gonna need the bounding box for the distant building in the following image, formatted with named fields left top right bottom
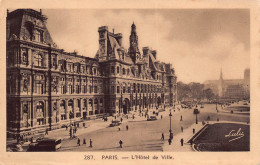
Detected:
left=204, top=68, right=250, bottom=99
left=6, top=9, right=177, bottom=138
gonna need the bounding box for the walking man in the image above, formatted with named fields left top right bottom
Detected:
left=168, top=138, right=172, bottom=145
left=161, top=115, right=163, bottom=119
left=180, top=115, right=183, bottom=121
left=89, top=139, right=93, bottom=148
left=193, top=128, right=195, bottom=134
left=180, top=138, right=184, bottom=146
left=83, top=138, right=86, bottom=145
left=119, top=140, right=123, bottom=148
left=161, top=133, right=164, bottom=140
left=45, top=128, right=48, bottom=135
left=181, top=126, right=183, bottom=133
left=77, top=138, right=80, bottom=146
left=118, top=126, right=121, bottom=131
left=126, top=125, right=129, bottom=131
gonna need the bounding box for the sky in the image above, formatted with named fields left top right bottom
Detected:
left=43, top=9, right=250, bottom=83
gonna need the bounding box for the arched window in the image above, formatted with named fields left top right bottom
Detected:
left=34, top=54, right=43, bottom=67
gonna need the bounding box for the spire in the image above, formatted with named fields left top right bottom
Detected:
left=220, top=67, right=223, bottom=80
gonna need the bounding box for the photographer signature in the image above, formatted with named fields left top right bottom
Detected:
left=225, top=128, right=244, bottom=142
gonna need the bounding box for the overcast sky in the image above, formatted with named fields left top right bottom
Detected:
left=43, top=9, right=250, bottom=83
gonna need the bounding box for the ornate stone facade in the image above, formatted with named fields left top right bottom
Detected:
left=6, top=9, right=177, bottom=138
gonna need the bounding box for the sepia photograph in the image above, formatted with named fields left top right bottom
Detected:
left=5, top=8, right=251, bottom=153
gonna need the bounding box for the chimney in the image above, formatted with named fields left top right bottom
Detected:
left=151, top=50, right=157, bottom=59
left=142, top=47, right=149, bottom=56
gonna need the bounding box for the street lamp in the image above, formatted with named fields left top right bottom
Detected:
left=193, top=108, right=199, bottom=124
left=169, top=110, right=173, bottom=140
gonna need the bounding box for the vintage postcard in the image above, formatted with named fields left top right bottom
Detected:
left=0, top=0, right=260, bottom=165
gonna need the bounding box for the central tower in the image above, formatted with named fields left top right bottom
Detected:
left=129, top=22, right=141, bottom=63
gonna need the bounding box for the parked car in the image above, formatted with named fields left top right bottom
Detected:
left=109, top=120, right=121, bottom=127
left=27, top=138, right=62, bottom=152
left=147, top=116, right=157, bottom=121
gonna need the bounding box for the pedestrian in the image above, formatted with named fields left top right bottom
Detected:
left=161, top=115, right=163, bottom=119
left=180, top=115, right=183, bottom=121
left=45, top=128, right=48, bottom=135
left=83, top=138, right=86, bottom=145
left=207, top=115, right=210, bottom=121
left=118, top=126, right=121, bottom=131
left=121, top=118, right=123, bottom=123
left=180, top=138, right=184, bottom=146
left=89, top=139, right=92, bottom=148
left=181, top=126, right=183, bottom=132
left=161, top=133, right=164, bottom=140
left=77, top=138, right=80, bottom=146
left=119, top=140, right=123, bottom=148
left=193, top=128, right=195, bottom=134
left=168, top=138, right=172, bottom=145
left=126, top=125, right=129, bottom=131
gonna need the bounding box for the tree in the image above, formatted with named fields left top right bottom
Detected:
left=203, top=88, right=215, bottom=101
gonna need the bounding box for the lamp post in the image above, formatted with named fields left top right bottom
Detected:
left=169, top=110, right=173, bottom=140
left=193, top=108, right=199, bottom=124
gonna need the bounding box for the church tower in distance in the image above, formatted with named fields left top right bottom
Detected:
left=129, top=22, right=141, bottom=63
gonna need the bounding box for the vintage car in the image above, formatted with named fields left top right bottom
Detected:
left=27, top=138, right=62, bottom=152
left=147, top=116, right=157, bottom=121
left=109, top=120, right=121, bottom=127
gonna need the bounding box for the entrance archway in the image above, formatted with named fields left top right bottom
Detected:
left=123, top=98, right=130, bottom=114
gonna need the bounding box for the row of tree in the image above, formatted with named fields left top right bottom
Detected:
left=177, top=82, right=215, bottom=102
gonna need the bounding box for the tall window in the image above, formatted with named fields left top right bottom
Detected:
left=94, top=86, right=98, bottom=93
left=34, top=30, right=43, bottom=42
left=36, top=83, right=43, bottom=94
left=89, top=85, right=92, bottom=93
left=111, top=86, right=115, bottom=94
left=34, top=54, right=43, bottom=67
left=61, top=85, right=65, bottom=94
left=117, top=86, right=120, bottom=93
left=123, top=68, right=125, bottom=75
left=69, top=85, right=73, bottom=94
left=117, top=66, right=120, bottom=74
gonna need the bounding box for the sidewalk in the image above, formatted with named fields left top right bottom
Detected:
left=163, top=122, right=205, bottom=152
